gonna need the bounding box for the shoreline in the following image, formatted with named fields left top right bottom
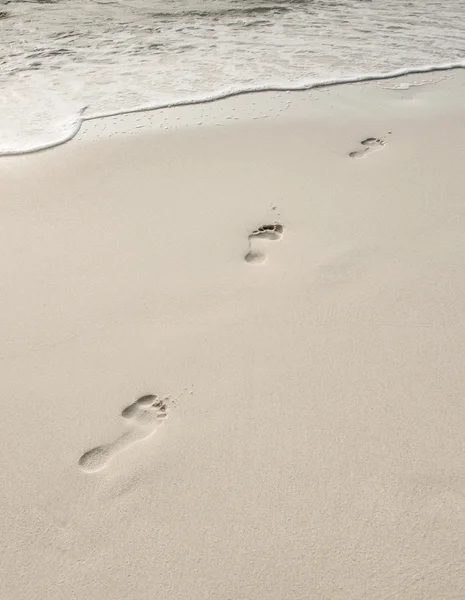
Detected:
left=1, top=61, right=465, bottom=158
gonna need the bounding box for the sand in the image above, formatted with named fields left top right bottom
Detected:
left=1, top=71, right=465, bottom=599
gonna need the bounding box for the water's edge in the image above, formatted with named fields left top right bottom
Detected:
left=2, top=62, right=464, bottom=158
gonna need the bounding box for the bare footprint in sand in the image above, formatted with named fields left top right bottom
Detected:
left=349, top=137, right=385, bottom=159
left=245, top=223, right=284, bottom=264
left=78, top=394, right=169, bottom=474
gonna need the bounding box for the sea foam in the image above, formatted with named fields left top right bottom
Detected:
left=1, top=0, right=464, bottom=155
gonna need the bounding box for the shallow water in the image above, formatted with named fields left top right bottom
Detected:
left=1, top=0, right=464, bottom=154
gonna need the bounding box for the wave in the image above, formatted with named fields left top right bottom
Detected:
left=1, top=0, right=464, bottom=155
left=2, top=62, right=464, bottom=158
left=150, top=6, right=291, bottom=19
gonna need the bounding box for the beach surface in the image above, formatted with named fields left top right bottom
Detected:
left=1, top=71, right=465, bottom=599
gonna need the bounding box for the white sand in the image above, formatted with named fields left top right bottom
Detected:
left=1, top=72, right=465, bottom=599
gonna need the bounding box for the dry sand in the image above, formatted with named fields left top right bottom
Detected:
left=1, top=71, right=465, bottom=599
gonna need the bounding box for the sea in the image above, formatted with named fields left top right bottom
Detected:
left=1, top=0, right=464, bottom=155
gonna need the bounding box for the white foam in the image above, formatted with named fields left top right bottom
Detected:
left=2, top=62, right=465, bottom=156
left=1, top=0, right=464, bottom=155
left=84, top=63, right=465, bottom=122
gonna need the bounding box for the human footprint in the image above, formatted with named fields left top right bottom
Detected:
left=245, top=223, right=284, bottom=264
left=349, top=137, right=385, bottom=159
left=78, top=394, right=169, bottom=473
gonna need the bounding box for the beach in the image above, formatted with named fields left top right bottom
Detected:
left=1, top=71, right=465, bottom=598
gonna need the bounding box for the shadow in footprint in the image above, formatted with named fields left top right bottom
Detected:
left=349, top=137, right=385, bottom=159
left=245, top=223, right=284, bottom=264
left=79, top=394, right=169, bottom=474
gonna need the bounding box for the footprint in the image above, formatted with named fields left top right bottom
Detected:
left=245, top=223, right=284, bottom=264
left=349, top=137, right=385, bottom=159
left=79, top=394, right=169, bottom=474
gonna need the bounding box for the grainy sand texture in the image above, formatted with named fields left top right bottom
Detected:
left=1, top=71, right=465, bottom=599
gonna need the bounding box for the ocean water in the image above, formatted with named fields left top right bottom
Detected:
left=1, top=0, right=464, bottom=154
